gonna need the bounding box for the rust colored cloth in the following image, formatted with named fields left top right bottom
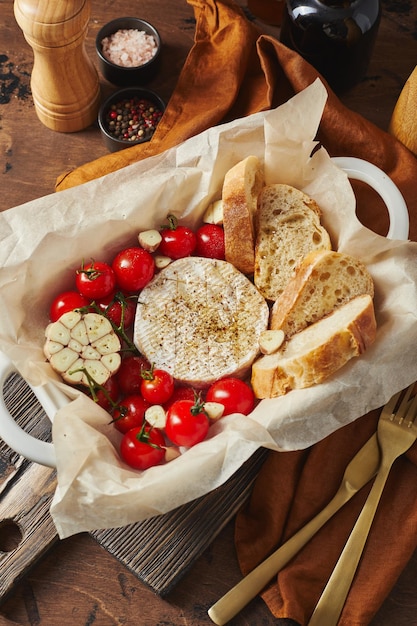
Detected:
left=55, top=1, right=417, bottom=624
left=236, top=412, right=417, bottom=625
left=56, top=0, right=417, bottom=242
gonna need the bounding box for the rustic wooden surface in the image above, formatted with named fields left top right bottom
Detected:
left=1, top=0, right=417, bottom=624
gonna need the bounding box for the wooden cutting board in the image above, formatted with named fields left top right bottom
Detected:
left=0, top=372, right=267, bottom=599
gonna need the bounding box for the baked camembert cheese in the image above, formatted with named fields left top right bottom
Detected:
left=134, top=257, right=269, bottom=387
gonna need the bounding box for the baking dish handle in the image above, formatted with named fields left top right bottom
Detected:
left=0, top=351, right=68, bottom=467
left=331, top=156, right=409, bottom=240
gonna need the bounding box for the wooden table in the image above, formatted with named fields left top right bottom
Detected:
left=1, top=1, right=417, bottom=624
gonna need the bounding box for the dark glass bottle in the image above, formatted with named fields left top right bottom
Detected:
left=280, top=0, right=381, bottom=93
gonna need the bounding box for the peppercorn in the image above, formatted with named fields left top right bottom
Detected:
left=105, top=97, right=163, bottom=143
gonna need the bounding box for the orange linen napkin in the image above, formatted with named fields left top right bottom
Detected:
left=55, top=1, right=417, bottom=623
left=56, top=0, right=417, bottom=242
left=235, top=411, right=417, bottom=625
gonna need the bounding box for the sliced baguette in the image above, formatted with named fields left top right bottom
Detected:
left=251, top=294, right=376, bottom=399
left=254, top=184, right=331, bottom=300
left=270, top=250, right=375, bottom=338
left=222, top=155, right=264, bottom=275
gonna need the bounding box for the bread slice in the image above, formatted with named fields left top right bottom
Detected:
left=251, top=294, right=376, bottom=398
left=270, top=250, right=375, bottom=338
left=254, top=184, right=331, bottom=300
left=222, top=155, right=264, bottom=275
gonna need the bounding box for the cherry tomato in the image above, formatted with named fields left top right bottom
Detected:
left=112, top=394, right=150, bottom=434
left=75, top=260, right=116, bottom=300
left=165, top=398, right=209, bottom=447
left=195, top=224, right=225, bottom=260
left=120, top=424, right=165, bottom=470
left=163, top=385, right=197, bottom=410
left=112, top=247, right=155, bottom=292
left=141, top=367, right=175, bottom=405
left=49, top=290, right=90, bottom=322
left=91, top=376, right=120, bottom=412
left=205, top=378, right=255, bottom=416
left=116, top=356, right=152, bottom=396
left=96, top=291, right=136, bottom=328
left=159, top=215, right=197, bottom=260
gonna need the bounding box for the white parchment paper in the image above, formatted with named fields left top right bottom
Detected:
left=1, top=80, right=417, bottom=538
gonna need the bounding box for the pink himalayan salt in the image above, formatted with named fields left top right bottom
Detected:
left=101, top=29, right=157, bottom=68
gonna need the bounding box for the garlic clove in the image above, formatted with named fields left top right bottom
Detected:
left=259, top=329, right=285, bottom=354
left=138, top=229, right=162, bottom=252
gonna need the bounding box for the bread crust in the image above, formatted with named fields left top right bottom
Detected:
left=270, top=250, right=375, bottom=337
left=251, top=295, right=376, bottom=398
left=222, top=155, right=264, bottom=275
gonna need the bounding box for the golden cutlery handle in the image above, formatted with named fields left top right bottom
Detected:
left=208, top=488, right=350, bottom=626
left=307, top=464, right=392, bottom=626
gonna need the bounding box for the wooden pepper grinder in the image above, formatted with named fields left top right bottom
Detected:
left=14, top=0, right=100, bottom=132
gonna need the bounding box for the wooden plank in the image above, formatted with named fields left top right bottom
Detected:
left=0, top=374, right=58, bottom=600
left=0, top=463, right=58, bottom=599
left=91, top=448, right=268, bottom=596
left=0, top=373, right=266, bottom=600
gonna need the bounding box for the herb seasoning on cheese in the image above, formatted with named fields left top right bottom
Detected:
left=134, top=257, right=269, bottom=387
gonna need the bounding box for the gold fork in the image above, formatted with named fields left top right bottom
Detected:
left=308, top=383, right=417, bottom=626
left=207, top=433, right=380, bottom=625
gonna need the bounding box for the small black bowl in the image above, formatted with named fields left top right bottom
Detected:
left=98, top=87, right=165, bottom=152
left=96, top=17, right=162, bottom=87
